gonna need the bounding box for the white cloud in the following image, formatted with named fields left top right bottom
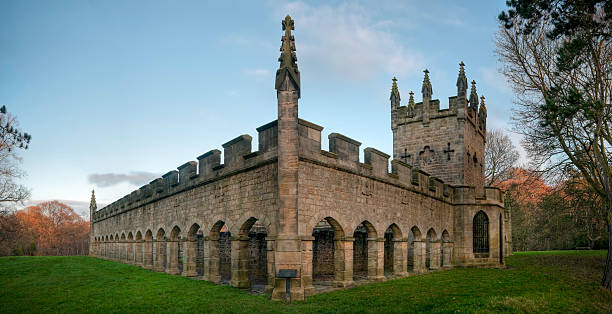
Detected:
left=277, top=2, right=424, bottom=80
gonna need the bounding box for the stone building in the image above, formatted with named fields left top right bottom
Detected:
left=89, top=15, right=511, bottom=301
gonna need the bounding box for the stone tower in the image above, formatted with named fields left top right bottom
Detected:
left=89, top=189, right=97, bottom=256
left=391, top=63, right=487, bottom=193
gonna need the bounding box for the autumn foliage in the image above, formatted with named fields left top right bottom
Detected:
left=0, top=201, right=89, bottom=256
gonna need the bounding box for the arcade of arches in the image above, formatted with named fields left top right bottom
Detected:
left=92, top=210, right=497, bottom=293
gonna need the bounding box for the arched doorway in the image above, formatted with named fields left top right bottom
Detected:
left=135, top=231, right=143, bottom=266
left=209, top=221, right=231, bottom=284
left=237, top=217, right=268, bottom=291
left=384, top=224, right=402, bottom=277
left=154, top=228, right=166, bottom=272
left=184, top=223, right=201, bottom=277
left=312, top=217, right=345, bottom=286
left=353, top=221, right=377, bottom=280
left=167, top=226, right=182, bottom=275
left=144, top=230, right=154, bottom=269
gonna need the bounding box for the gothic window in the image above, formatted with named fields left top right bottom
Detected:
left=473, top=210, right=489, bottom=257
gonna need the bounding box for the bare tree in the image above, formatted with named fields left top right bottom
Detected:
left=0, top=105, right=31, bottom=208
left=496, top=5, right=612, bottom=289
left=485, top=129, right=520, bottom=186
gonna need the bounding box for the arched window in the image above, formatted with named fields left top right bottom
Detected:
left=473, top=210, right=489, bottom=257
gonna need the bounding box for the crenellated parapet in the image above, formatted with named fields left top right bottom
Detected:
left=296, top=118, right=455, bottom=204
left=92, top=120, right=280, bottom=222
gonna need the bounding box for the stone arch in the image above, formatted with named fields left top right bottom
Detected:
left=353, top=220, right=378, bottom=280
left=473, top=210, right=489, bottom=257
left=384, top=223, right=403, bottom=276
left=118, top=233, right=124, bottom=261
left=426, top=228, right=438, bottom=270
left=183, top=223, right=202, bottom=277
left=167, top=226, right=182, bottom=275
left=209, top=220, right=231, bottom=284
left=154, top=228, right=166, bottom=272
left=232, top=217, right=269, bottom=291
left=143, top=229, right=154, bottom=269
left=311, top=216, right=346, bottom=286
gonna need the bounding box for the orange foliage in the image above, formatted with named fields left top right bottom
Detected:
left=498, top=168, right=553, bottom=206
left=13, top=201, right=90, bottom=256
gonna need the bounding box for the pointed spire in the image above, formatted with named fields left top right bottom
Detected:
left=478, top=95, right=487, bottom=130
left=275, top=15, right=301, bottom=98
left=422, top=69, right=432, bottom=99
left=469, top=80, right=478, bottom=113
left=407, top=91, right=415, bottom=118
left=456, top=61, right=467, bottom=97
left=90, top=189, right=97, bottom=212
left=390, top=77, right=400, bottom=101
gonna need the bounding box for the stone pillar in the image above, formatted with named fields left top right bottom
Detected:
left=429, top=240, right=441, bottom=270
left=143, top=240, right=153, bottom=270
left=182, top=240, right=198, bottom=277
left=166, top=239, right=181, bottom=275
left=301, top=236, right=315, bottom=296
left=205, top=236, right=220, bottom=283
left=413, top=240, right=426, bottom=273
left=335, top=237, right=354, bottom=287
left=265, top=237, right=275, bottom=294
left=369, top=238, right=385, bottom=281
left=230, top=236, right=250, bottom=288
left=394, top=239, right=407, bottom=276
left=442, top=241, right=453, bottom=268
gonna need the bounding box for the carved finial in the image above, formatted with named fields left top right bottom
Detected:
left=469, top=80, right=478, bottom=113
left=478, top=95, right=487, bottom=130
left=90, top=189, right=97, bottom=212
left=275, top=15, right=300, bottom=98
left=457, top=61, right=467, bottom=97
left=390, top=77, right=400, bottom=101
left=407, top=91, right=415, bottom=118
left=422, top=69, right=432, bottom=99
left=480, top=95, right=485, bottom=106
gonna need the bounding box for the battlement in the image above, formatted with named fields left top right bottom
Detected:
left=296, top=118, right=453, bottom=202
left=92, top=120, right=280, bottom=222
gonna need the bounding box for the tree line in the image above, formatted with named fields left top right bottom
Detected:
left=0, top=201, right=89, bottom=256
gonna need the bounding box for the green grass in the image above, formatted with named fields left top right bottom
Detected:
left=0, top=251, right=610, bottom=313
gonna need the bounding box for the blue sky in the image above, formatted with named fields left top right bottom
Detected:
left=1, top=0, right=519, bottom=216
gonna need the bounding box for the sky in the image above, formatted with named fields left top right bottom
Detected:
left=1, top=0, right=521, bottom=217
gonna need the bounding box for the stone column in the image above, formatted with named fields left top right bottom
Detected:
left=205, top=236, right=220, bottom=283
left=143, top=240, right=153, bottom=269
left=369, top=238, right=385, bottom=281
left=301, top=236, right=315, bottom=296
left=166, top=239, right=181, bottom=275
left=265, top=237, right=275, bottom=294
left=394, top=238, right=407, bottom=276
left=230, top=236, right=250, bottom=288
left=429, top=240, right=441, bottom=270
left=413, top=240, right=426, bottom=273
left=335, top=237, right=354, bottom=287
left=182, top=240, right=198, bottom=277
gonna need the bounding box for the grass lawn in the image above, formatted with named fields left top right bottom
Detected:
left=0, top=251, right=610, bottom=313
